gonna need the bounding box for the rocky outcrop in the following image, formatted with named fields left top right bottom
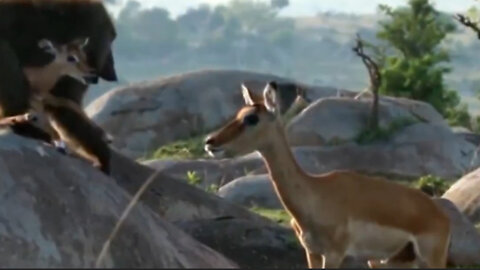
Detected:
left=110, top=149, right=270, bottom=224
left=443, top=167, right=480, bottom=224
left=286, top=96, right=448, bottom=146
left=86, top=69, right=349, bottom=158
left=0, top=130, right=236, bottom=268
left=434, top=198, right=480, bottom=267
left=218, top=175, right=282, bottom=209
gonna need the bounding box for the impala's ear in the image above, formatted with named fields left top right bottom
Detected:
left=263, top=81, right=280, bottom=114
left=241, top=84, right=255, bottom=106
left=71, top=37, right=90, bottom=49
left=38, top=39, right=58, bottom=55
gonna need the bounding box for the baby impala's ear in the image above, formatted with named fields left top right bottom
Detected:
left=70, top=37, right=90, bottom=49
left=263, top=81, right=280, bottom=115
left=38, top=39, right=58, bottom=55
left=241, top=83, right=255, bottom=106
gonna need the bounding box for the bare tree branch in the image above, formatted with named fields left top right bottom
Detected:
left=352, top=34, right=381, bottom=130
left=455, top=13, right=480, bottom=39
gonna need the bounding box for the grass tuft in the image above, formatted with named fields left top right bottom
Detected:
left=250, top=206, right=290, bottom=226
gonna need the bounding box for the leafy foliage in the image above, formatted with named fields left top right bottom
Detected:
left=414, top=174, right=450, bottom=197
left=446, top=103, right=473, bottom=129
left=186, top=171, right=202, bottom=186
left=372, top=0, right=462, bottom=118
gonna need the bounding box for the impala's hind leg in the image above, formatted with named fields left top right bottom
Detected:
left=414, top=232, right=450, bottom=268
left=368, top=241, right=417, bottom=268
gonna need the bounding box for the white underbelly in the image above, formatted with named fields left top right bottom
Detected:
left=345, top=220, right=413, bottom=259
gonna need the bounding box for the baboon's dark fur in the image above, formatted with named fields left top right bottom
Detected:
left=0, top=0, right=117, bottom=142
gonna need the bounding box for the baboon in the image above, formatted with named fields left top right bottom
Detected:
left=243, top=82, right=311, bottom=115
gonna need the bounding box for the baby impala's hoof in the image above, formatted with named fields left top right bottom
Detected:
left=56, top=147, right=67, bottom=155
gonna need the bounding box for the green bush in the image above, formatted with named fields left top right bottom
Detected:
left=446, top=103, right=473, bottom=130
left=414, top=175, right=450, bottom=197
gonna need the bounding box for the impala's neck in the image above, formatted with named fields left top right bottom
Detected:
left=258, top=123, right=311, bottom=220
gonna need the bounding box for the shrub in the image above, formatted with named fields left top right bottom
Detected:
left=414, top=174, right=450, bottom=197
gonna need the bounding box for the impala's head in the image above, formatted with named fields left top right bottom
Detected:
left=205, top=81, right=283, bottom=158
left=34, top=37, right=97, bottom=86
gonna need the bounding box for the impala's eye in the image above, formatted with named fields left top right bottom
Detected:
left=243, top=114, right=259, bottom=126
left=67, top=55, right=78, bottom=63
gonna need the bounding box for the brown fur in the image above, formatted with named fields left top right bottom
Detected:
left=39, top=76, right=111, bottom=174
left=0, top=0, right=117, bottom=84
left=205, top=82, right=451, bottom=268
left=23, top=37, right=96, bottom=143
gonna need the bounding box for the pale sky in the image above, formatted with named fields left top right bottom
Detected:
left=107, top=0, right=476, bottom=18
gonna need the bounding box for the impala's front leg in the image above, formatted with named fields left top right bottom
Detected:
left=291, top=219, right=313, bottom=267
left=321, top=251, right=345, bottom=269
left=307, top=253, right=324, bottom=269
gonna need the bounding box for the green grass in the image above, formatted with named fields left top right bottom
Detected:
left=355, top=117, right=418, bottom=144
left=145, top=135, right=207, bottom=160
left=185, top=171, right=220, bottom=193
left=250, top=206, right=291, bottom=226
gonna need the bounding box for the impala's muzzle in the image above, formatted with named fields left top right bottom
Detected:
left=204, top=135, right=225, bottom=158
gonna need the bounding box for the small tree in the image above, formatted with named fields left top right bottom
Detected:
left=353, top=34, right=381, bottom=130
left=374, top=0, right=458, bottom=116
left=455, top=13, right=480, bottom=39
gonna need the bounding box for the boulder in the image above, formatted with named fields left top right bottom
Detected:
left=0, top=130, right=236, bottom=268
left=110, top=149, right=270, bottom=224
left=434, top=198, right=480, bottom=266
left=218, top=175, right=282, bottom=209
left=86, top=69, right=349, bottom=158
left=286, top=96, right=448, bottom=146
left=175, top=218, right=367, bottom=269
left=443, top=167, right=480, bottom=223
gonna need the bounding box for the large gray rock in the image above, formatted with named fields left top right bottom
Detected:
left=218, top=175, right=282, bottom=209
left=86, top=69, right=348, bottom=159
left=443, top=167, right=480, bottom=224
left=434, top=198, right=480, bottom=266
left=110, top=149, right=269, bottom=224
left=0, top=130, right=236, bottom=268
left=287, top=96, right=448, bottom=146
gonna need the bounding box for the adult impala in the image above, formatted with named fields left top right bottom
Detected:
left=204, top=81, right=450, bottom=268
